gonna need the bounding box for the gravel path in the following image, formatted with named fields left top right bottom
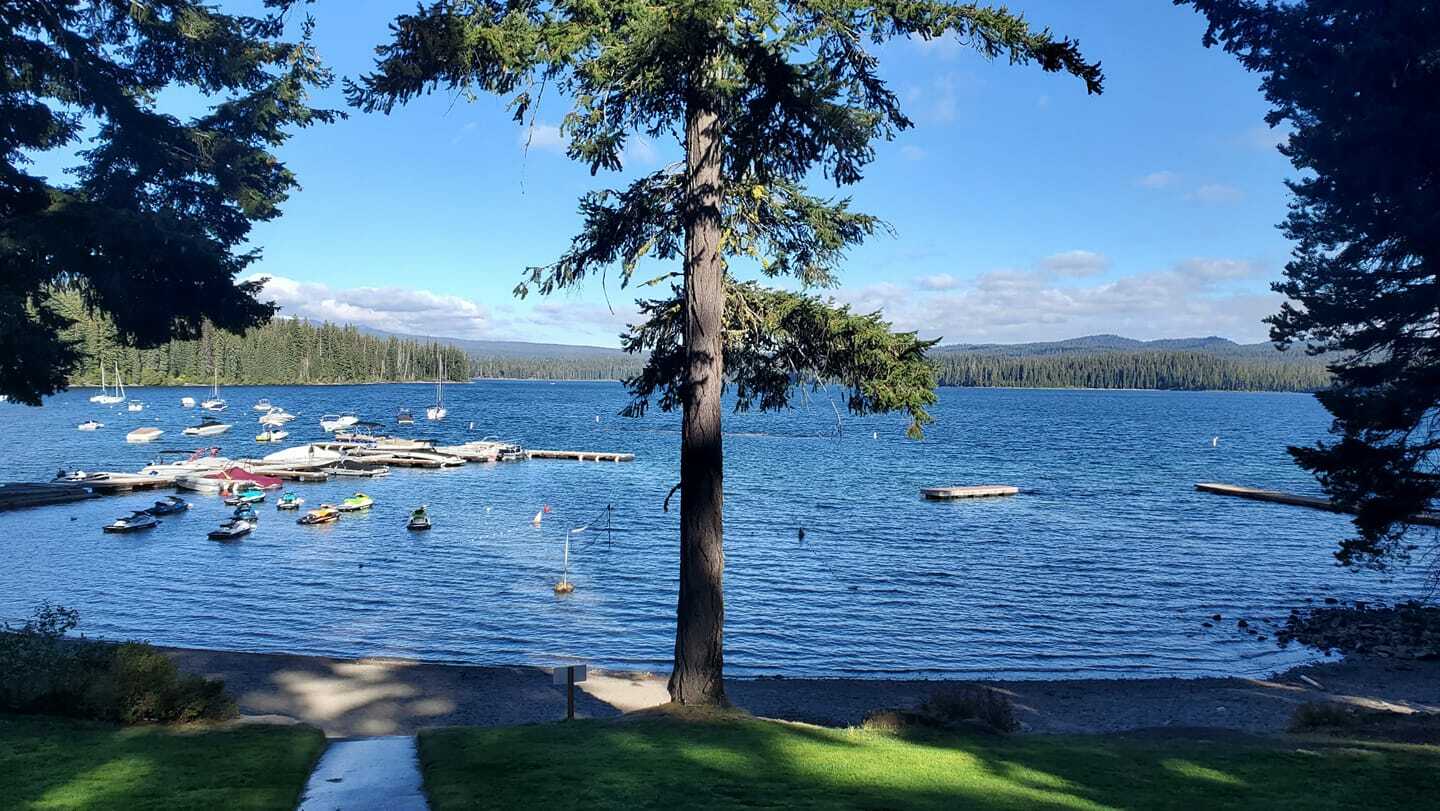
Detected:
left=165, top=647, right=1440, bottom=738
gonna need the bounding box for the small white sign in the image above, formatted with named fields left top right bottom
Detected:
left=552, top=664, right=588, bottom=685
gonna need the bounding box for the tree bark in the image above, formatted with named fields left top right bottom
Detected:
left=668, top=86, right=727, bottom=706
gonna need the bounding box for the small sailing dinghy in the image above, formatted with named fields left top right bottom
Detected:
left=298, top=504, right=340, bottom=525
left=77, top=420, right=104, bottom=431
left=208, top=519, right=254, bottom=541
left=406, top=506, right=432, bottom=531
left=183, top=417, right=232, bottom=437
left=146, top=496, right=189, bottom=516
left=126, top=426, right=164, bottom=443
left=275, top=492, right=305, bottom=511
left=338, top=492, right=374, bottom=512
left=104, top=511, right=158, bottom=533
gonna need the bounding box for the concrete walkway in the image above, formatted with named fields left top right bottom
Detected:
left=298, top=736, right=428, bottom=811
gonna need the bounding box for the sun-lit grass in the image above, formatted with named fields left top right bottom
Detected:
left=0, top=714, right=325, bottom=810
left=418, top=709, right=1437, bottom=810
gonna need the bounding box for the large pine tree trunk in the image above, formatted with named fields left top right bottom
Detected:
left=668, top=89, right=727, bottom=706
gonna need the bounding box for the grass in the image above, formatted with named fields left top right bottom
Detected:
left=417, top=709, right=1437, bottom=810
left=0, top=714, right=325, bottom=810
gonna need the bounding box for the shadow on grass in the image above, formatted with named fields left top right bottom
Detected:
left=0, top=713, right=324, bottom=811
left=417, top=711, right=1439, bottom=810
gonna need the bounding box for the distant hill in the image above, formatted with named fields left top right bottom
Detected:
left=352, top=327, right=1332, bottom=392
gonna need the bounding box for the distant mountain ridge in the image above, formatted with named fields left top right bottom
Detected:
left=933, top=334, right=1315, bottom=361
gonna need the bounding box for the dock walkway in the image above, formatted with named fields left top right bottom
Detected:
left=1196, top=482, right=1440, bottom=527
left=0, top=483, right=100, bottom=511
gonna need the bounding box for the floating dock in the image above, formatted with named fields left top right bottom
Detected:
left=921, top=485, right=1019, bottom=500
left=0, top=483, right=101, bottom=511
left=1195, top=482, right=1440, bottom=528
left=78, top=474, right=173, bottom=493
left=526, top=449, right=635, bottom=462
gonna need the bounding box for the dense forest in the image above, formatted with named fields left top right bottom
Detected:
left=55, top=293, right=470, bottom=387
left=56, top=289, right=1330, bottom=392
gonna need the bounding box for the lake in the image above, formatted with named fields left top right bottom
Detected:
left=0, top=382, right=1423, bottom=679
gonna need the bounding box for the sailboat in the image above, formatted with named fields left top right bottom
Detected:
left=426, top=355, right=447, bottom=421
left=555, top=529, right=576, bottom=594
left=90, top=362, right=126, bottom=405
left=200, top=364, right=226, bottom=411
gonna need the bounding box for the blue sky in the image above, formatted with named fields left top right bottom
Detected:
left=46, top=1, right=1298, bottom=347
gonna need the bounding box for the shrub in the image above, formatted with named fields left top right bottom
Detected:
left=1290, top=701, right=1360, bottom=731
left=0, top=604, right=235, bottom=724
left=919, top=686, right=1020, bottom=734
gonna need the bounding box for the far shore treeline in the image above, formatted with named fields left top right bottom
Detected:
left=55, top=291, right=1329, bottom=392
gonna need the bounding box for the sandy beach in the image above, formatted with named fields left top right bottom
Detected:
left=163, top=647, right=1440, bottom=738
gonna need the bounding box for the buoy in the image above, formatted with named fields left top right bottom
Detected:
left=554, top=580, right=574, bottom=595
left=594, top=415, right=600, bottom=423
left=872, top=431, right=878, bottom=439
left=1212, top=436, right=1220, bottom=447
left=532, top=510, right=543, bottom=527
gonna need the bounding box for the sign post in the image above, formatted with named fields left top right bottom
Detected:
left=552, top=664, right=588, bottom=720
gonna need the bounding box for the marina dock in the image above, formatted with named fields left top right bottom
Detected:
left=0, top=483, right=100, bottom=511
left=921, top=485, right=1019, bottom=500
left=1195, top=482, right=1440, bottom=527
left=526, top=449, right=635, bottom=462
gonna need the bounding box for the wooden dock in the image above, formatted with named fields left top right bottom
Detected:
left=0, top=483, right=101, bottom=511
left=921, top=485, right=1019, bottom=500
left=81, top=474, right=173, bottom=493
left=1195, top=482, right=1440, bottom=528
left=526, top=449, right=635, bottom=462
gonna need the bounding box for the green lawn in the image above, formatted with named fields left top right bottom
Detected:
left=0, top=714, right=325, bottom=811
left=418, top=710, right=1437, bottom=810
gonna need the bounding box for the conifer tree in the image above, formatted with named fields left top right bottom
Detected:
left=349, top=1, right=1101, bottom=705
left=0, top=0, right=338, bottom=404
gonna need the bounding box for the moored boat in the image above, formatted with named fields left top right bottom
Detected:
left=127, top=401, right=144, bottom=412
left=182, top=417, right=231, bottom=437
left=259, top=407, right=296, bottom=425
left=406, top=506, right=432, bottom=531
left=77, top=420, right=104, bottom=431
left=222, top=484, right=266, bottom=506
left=427, top=356, right=447, bottom=421
left=207, top=519, right=254, bottom=541
left=145, top=496, right=189, bottom=516
left=139, top=448, right=229, bottom=481
left=319, top=412, right=359, bottom=432
left=298, top=504, right=340, bottom=525
left=326, top=459, right=391, bottom=478
left=255, top=429, right=289, bottom=442
left=275, top=491, right=305, bottom=511
left=397, top=408, right=415, bottom=426
left=126, top=427, right=164, bottom=443
left=200, top=366, right=226, bottom=411
left=260, top=444, right=343, bottom=467
left=180, top=396, right=196, bottom=408
left=103, top=511, right=158, bottom=533
left=252, top=399, right=273, bottom=412
left=337, top=492, right=374, bottom=512
left=231, top=504, right=259, bottom=523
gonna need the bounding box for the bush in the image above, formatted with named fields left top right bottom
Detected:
left=0, top=603, right=235, bottom=725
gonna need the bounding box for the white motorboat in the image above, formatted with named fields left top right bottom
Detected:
left=426, top=355, right=447, bottom=421
left=252, top=398, right=273, bottom=412
left=175, top=472, right=226, bottom=494
left=259, top=407, right=296, bottom=426
left=127, top=401, right=144, bottom=412
left=261, top=444, right=344, bottom=467
left=319, top=413, right=359, bottom=432
left=255, top=429, right=289, bottom=442
left=77, top=420, right=103, bottom=431
left=139, top=449, right=231, bottom=480
left=181, top=396, right=196, bottom=408
left=126, top=427, right=164, bottom=443
left=89, top=362, right=125, bottom=405
left=182, top=417, right=232, bottom=437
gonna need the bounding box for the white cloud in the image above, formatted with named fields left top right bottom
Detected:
left=899, top=145, right=926, bottom=161
left=520, top=122, right=566, bottom=153
left=836, top=258, right=1279, bottom=344
left=915, top=273, right=959, bottom=291
left=249, top=275, right=496, bottom=339
left=1038, top=249, right=1111, bottom=278
left=1188, top=183, right=1245, bottom=205
left=1137, top=170, right=1180, bottom=189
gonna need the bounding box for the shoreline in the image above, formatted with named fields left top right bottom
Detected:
left=161, top=645, right=1440, bottom=739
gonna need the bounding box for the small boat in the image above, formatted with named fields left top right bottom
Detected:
left=126, top=427, right=164, bottom=443
left=145, top=496, right=189, bottom=516
left=127, top=400, right=144, bottom=413
left=255, top=429, right=289, bottom=442
left=231, top=504, right=259, bottom=523
left=426, top=355, right=447, bottom=421
left=298, top=505, right=340, bottom=525
left=207, top=519, right=254, bottom=541
left=181, top=396, right=196, bottom=408
left=54, top=470, right=108, bottom=483
left=103, top=511, right=158, bottom=533
left=141, top=448, right=230, bottom=481
left=326, top=458, right=391, bottom=478
left=259, top=407, right=296, bottom=426
left=200, top=366, right=226, bottom=411
left=406, top=506, right=432, bottom=531
left=319, top=413, right=359, bottom=432
left=182, top=417, right=232, bottom=437
left=337, top=492, right=374, bottom=512
left=222, top=484, right=267, bottom=506
left=77, top=420, right=104, bottom=431
left=90, top=362, right=126, bottom=405
left=275, top=492, right=305, bottom=511
left=261, top=444, right=343, bottom=467
left=397, top=408, right=415, bottom=426
left=252, top=399, right=273, bottom=412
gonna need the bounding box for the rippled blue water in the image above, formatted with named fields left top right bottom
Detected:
left=0, top=382, right=1425, bottom=678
